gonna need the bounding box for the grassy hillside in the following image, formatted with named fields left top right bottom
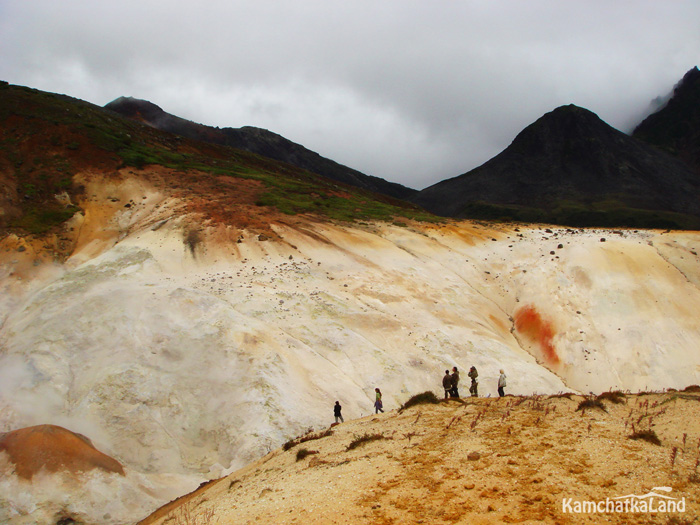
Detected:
left=0, top=82, right=437, bottom=235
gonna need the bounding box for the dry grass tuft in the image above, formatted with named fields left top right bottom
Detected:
left=398, top=391, right=441, bottom=413
left=296, top=448, right=318, bottom=462
left=346, top=433, right=387, bottom=451
left=576, top=398, right=608, bottom=413
left=597, top=391, right=627, bottom=404
left=547, top=392, right=575, bottom=400
left=284, top=429, right=333, bottom=451
left=628, top=429, right=662, bottom=446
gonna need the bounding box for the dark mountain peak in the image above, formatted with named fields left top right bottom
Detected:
left=508, top=105, right=616, bottom=155
left=105, top=97, right=165, bottom=122
left=678, top=66, right=700, bottom=88
left=412, top=99, right=700, bottom=228
left=633, top=66, right=700, bottom=173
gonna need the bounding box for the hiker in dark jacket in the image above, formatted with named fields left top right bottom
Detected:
left=450, top=367, right=460, bottom=398
left=468, top=366, right=479, bottom=397
left=442, top=370, right=452, bottom=399
left=334, top=401, right=344, bottom=423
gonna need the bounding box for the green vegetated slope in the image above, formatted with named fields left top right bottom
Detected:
left=0, top=81, right=437, bottom=235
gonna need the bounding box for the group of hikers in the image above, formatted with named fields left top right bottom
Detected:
left=442, top=366, right=506, bottom=399
left=333, top=368, right=508, bottom=423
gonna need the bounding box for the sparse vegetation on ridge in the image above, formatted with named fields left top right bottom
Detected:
left=398, top=390, right=441, bottom=413
left=283, top=428, right=334, bottom=451
left=628, top=429, right=662, bottom=446
left=0, top=83, right=441, bottom=236
left=295, top=448, right=318, bottom=461
left=346, top=433, right=387, bottom=451
left=575, top=397, right=608, bottom=413
left=597, top=390, right=627, bottom=404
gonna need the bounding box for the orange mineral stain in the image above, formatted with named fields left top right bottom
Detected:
left=514, top=305, right=560, bottom=366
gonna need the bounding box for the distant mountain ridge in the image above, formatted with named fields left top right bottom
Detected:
left=412, top=98, right=700, bottom=229
left=104, top=97, right=417, bottom=201
left=105, top=67, right=700, bottom=230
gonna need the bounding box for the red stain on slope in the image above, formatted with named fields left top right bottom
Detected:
left=514, top=305, right=560, bottom=366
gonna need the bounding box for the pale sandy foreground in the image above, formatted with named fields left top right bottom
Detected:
left=141, top=390, right=700, bottom=525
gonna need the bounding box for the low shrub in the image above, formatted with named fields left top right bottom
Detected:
left=683, top=385, right=700, bottom=393
left=346, top=433, right=386, bottom=451
left=398, top=391, right=441, bottom=413
left=296, top=448, right=317, bottom=461
left=547, top=392, right=575, bottom=400
left=597, top=391, right=626, bottom=404
left=284, top=429, right=334, bottom=451
left=576, top=398, right=607, bottom=413
left=628, top=429, right=662, bottom=446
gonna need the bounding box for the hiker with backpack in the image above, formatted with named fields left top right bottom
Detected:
left=468, top=366, right=479, bottom=397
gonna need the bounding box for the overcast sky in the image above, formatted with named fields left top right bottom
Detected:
left=1, top=1, right=699, bottom=190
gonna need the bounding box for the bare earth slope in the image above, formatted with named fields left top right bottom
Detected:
left=140, top=391, right=700, bottom=524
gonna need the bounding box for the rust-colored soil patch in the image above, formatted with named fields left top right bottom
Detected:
left=0, top=424, right=124, bottom=479
left=514, top=304, right=561, bottom=365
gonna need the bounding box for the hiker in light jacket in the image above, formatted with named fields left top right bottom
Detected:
left=498, top=369, right=507, bottom=397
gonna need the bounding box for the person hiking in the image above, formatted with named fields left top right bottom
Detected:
left=442, top=370, right=452, bottom=399
left=468, top=366, right=479, bottom=397
left=450, top=367, right=460, bottom=398
left=334, top=401, right=344, bottom=423
left=374, top=388, right=384, bottom=413
left=498, top=369, right=507, bottom=397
